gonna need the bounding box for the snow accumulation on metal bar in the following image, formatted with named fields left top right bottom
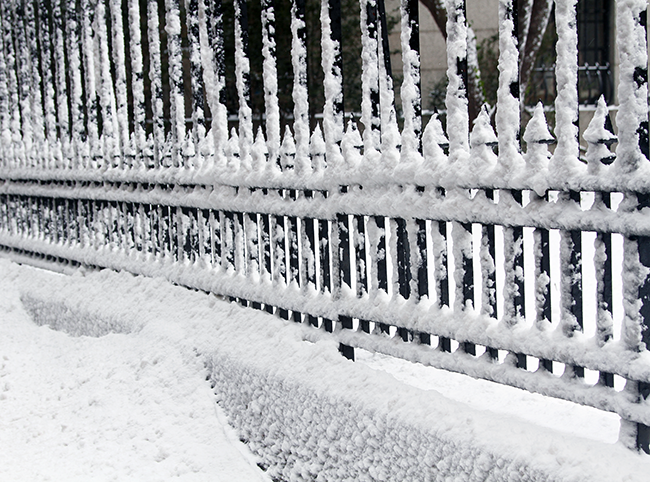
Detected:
left=4, top=0, right=650, bottom=455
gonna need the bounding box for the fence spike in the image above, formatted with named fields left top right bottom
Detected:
left=523, top=102, right=553, bottom=193
left=399, top=0, right=422, bottom=158
left=251, top=127, right=268, bottom=173
left=469, top=104, right=498, bottom=181
left=261, top=0, right=280, bottom=164
left=584, top=96, right=617, bottom=174
left=280, top=125, right=296, bottom=171
left=226, top=128, right=241, bottom=172
left=360, top=0, right=381, bottom=154
left=310, top=124, right=327, bottom=173
left=109, top=0, right=131, bottom=168
left=185, top=0, right=206, bottom=171
left=342, top=120, right=363, bottom=171
left=24, top=0, right=45, bottom=169
left=291, top=0, right=309, bottom=174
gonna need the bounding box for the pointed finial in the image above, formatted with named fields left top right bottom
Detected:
left=583, top=96, right=617, bottom=173
left=251, top=127, right=268, bottom=172
left=225, top=128, right=240, bottom=171
left=280, top=125, right=296, bottom=171
left=523, top=102, right=554, bottom=172
left=342, top=120, right=363, bottom=169
left=309, top=124, right=326, bottom=173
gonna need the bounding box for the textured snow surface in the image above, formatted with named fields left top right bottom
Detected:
left=2, top=260, right=650, bottom=481
left=0, top=261, right=268, bottom=482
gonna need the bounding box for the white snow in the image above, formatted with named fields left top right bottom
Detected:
left=2, top=259, right=650, bottom=480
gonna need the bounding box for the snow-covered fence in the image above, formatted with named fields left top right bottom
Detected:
left=0, top=0, right=649, bottom=455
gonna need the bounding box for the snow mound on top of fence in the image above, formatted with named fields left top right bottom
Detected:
left=4, top=258, right=650, bottom=482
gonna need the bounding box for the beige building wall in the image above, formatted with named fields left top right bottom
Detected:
left=386, top=0, right=499, bottom=112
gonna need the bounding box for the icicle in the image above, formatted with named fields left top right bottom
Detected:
left=495, top=0, right=525, bottom=180
left=309, top=124, right=326, bottom=173
left=226, top=128, right=240, bottom=172
left=81, top=0, right=100, bottom=169
left=469, top=104, right=498, bottom=181
left=185, top=0, right=206, bottom=170
left=320, top=0, right=344, bottom=172
left=584, top=96, right=617, bottom=175
left=251, top=127, right=268, bottom=173
left=233, top=0, right=253, bottom=167
left=291, top=0, right=310, bottom=174
left=444, top=0, right=470, bottom=170
left=549, top=0, right=581, bottom=178
left=261, top=0, right=280, bottom=164
left=109, top=0, right=130, bottom=167
left=148, top=0, right=166, bottom=168
left=615, top=0, right=648, bottom=172
left=128, top=0, right=147, bottom=169
left=165, top=0, right=186, bottom=168
left=280, top=125, right=296, bottom=171
left=341, top=120, right=363, bottom=170
left=201, top=0, right=228, bottom=170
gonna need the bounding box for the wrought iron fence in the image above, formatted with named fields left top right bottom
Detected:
left=0, top=0, right=650, bottom=455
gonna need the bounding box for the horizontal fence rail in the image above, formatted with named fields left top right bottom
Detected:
left=1, top=0, right=650, bottom=454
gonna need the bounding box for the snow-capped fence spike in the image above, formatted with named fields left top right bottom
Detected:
left=24, top=0, right=45, bottom=170
left=341, top=120, right=363, bottom=171
left=127, top=0, right=146, bottom=170
left=165, top=0, right=186, bottom=169
left=109, top=0, right=130, bottom=169
left=469, top=104, right=498, bottom=181
left=309, top=124, right=326, bottom=173
left=251, top=127, right=268, bottom=173
left=523, top=102, right=554, bottom=176
left=226, top=128, right=241, bottom=173
left=280, top=125, right=296, bottom=171
left=584, top=96, right=617, bottom=173
left=146, top=0, right=164, bottom=169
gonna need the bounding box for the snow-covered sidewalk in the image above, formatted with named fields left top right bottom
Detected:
left=0, top=263, right=269, bottom=482
left=2, top=258, right=650, bottom=481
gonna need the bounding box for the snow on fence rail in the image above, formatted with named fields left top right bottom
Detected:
left=0, top=0, right=649, bottom=453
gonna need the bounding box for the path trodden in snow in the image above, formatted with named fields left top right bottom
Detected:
left=0, top=270, right=269, bottom=482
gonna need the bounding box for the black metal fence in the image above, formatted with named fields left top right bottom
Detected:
left=1, top=0, right=650, bottom=454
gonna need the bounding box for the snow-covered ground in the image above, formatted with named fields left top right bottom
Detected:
left=1, top=258, right=650, bottom=481
left=0, top=262, right=269, bottom=482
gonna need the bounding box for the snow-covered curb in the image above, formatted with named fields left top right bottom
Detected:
left=5, top=259, right=650, bottom=481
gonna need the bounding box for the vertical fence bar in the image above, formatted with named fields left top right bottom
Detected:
left=261, top=0, right=280, bottom=163
left=0, top=4, right=10, bottom=168
left=109, top=0, right=130, bottom=167
left=96, top=0, right=119, bottom=169
left=147, top=0, right=165, bottom=168
left=186, top=0, right=206, bottom=169
left=66, top=0, right=84, bottom=169
left=260, top=212, right=273, bottom=312
left=360, top=0, right=381, bottom=153
left=14, top=0, right=32, bottom=168
left=399, top=0, right=421, bottom=155
left=128, top=0, right=147, bottom=168
left=291, top=0, right=309, bottom=173
left=165, top=0, right=186, bottom=168
left=321, top=0, right=344, bottom=169
left=81, top=0, right=100, bottom=169
left=25, top=0, right=45, bottom=169
left=287, top=212, right=301, bottom=321
left=354, top=214, right=370, bottom=333
left=5, top=0, right=25, bottom=167
left=302, top=213, right=318, bottom=326
left=273, top=213, right=287, bottom=317
left=319, top=215, right=333, bottom=330
left=234, top=0, right=253, bottom=167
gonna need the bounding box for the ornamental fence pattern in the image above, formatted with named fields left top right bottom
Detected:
left=1, top=0, right=650, bottom=453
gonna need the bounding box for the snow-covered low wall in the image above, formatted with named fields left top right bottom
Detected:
left=5, top=259, right=650, bottom=482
